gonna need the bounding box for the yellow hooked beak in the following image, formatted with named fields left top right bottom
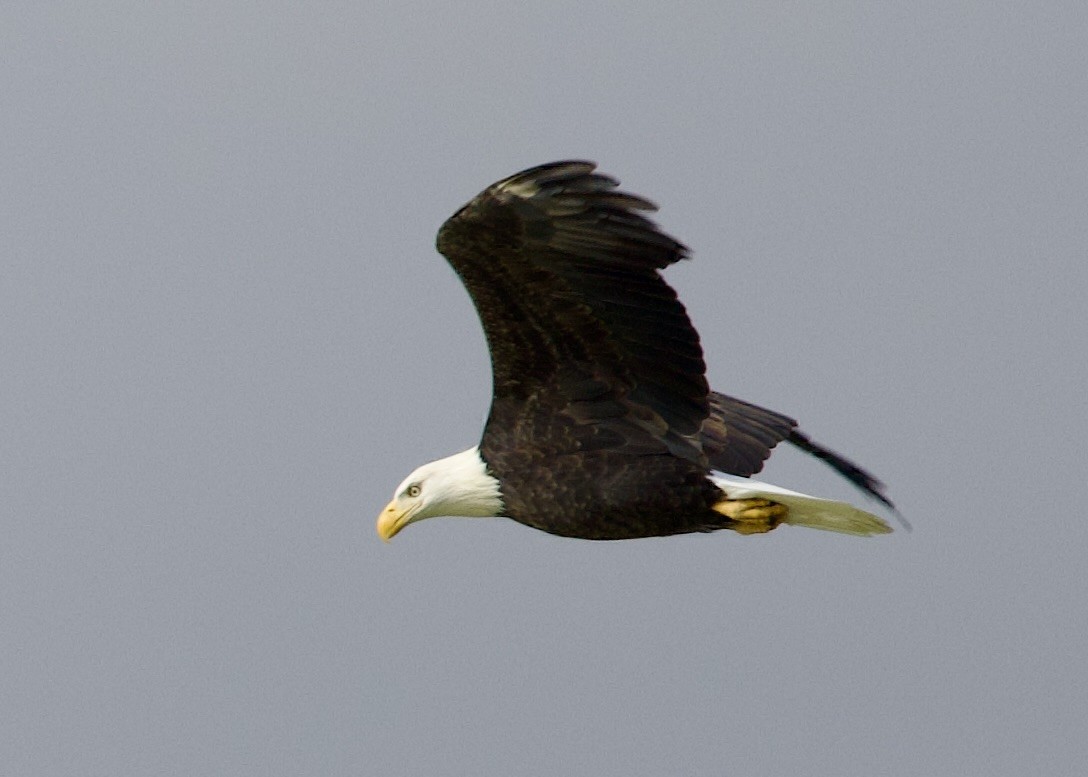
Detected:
left=376, top=500, right=412, bottom=542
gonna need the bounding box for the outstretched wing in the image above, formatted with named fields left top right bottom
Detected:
left=436, top=161, right=708, bottom=462
left=703, top=391, right=897, bottom=511
left=700, top=392, right=797, bottom=476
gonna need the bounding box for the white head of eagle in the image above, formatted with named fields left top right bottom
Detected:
left=378, top=447, right=503, bottom=541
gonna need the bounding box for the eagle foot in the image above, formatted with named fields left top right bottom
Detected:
left=712, top=498, right=788, bottom=535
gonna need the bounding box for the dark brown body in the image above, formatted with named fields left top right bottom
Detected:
left=482, top=404, right=726, bottom=539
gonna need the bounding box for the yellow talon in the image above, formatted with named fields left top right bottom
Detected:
left=712, top=498, right=788, bottom=535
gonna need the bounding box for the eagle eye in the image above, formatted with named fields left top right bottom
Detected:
left=405, top=484, right=422, bottom=498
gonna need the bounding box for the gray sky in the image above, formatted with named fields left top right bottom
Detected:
left=3, top=3, right=1087, bottom=775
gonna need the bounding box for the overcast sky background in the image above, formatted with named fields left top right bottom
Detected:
left=3, top=3, right=1087, bottom=776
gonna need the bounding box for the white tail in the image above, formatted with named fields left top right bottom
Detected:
left=711, top=474, right=892, bottom=536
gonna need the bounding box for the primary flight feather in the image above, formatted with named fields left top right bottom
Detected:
left=378, top=161, right=896, bottom=541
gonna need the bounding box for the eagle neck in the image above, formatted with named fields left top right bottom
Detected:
left=434, top=446, right=504, bottom=518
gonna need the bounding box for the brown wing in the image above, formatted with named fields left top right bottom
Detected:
left=703, top=391, right=897, bottom=511
left=701, top=392, right=797, bottom=476
left=436, top=161, right=708, bottom=462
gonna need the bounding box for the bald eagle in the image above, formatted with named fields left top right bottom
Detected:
left=378, top=161, right=897, bottom=541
